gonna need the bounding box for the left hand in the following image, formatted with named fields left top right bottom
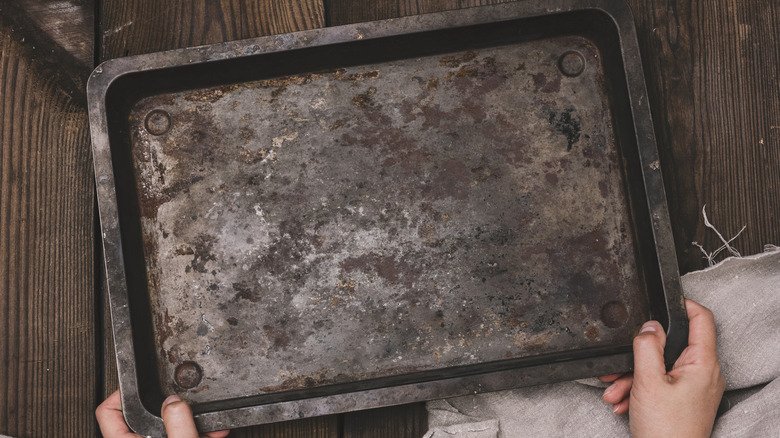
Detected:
left=96, top=390, right=230, bottom=438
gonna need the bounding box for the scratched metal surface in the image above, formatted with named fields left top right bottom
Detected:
left=128, top=35, right=648, bottom=404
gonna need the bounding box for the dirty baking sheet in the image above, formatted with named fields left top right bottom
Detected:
left=90, top=1, right=687, bottom=433
left=132, top=35, right=644, bottom=403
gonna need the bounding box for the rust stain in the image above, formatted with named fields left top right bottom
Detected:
left=439, top=50, right=478, bottom=68
left=184, top=84, right=240, bottom=103
left=584, top=324, right=600, bottom=341
left=340, top=252, right=422, bottom=288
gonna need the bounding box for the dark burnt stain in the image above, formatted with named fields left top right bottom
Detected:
left=479, top=114, right=529, bottom=167
left=227, top=317, right=239, bottom=326
left=546, top=108, right=581, bottom=151
left=239, top=126, right=256, bottom=144
left=531, top=72, right=561, bottom=93
left=184, top=84, right=240, bottom=103
left=231, top=281, right=261, bottom=303
left=566, top=229, right=608, bottom=256
left=174, top=246, right=195, bottom=256
left=255, top=219, right=319, bottom=283
left=460, top=100, right=487, bottom=122
left=262, top=325, right=290, bottom=350
left=329, top=118, right=348, bottom=131
left=137, top=190, right=170, bottom=220
left=423, top=158, right=470, bottom=200
left=340, top=252, right=421, bottom=288
left=154, top=309, right=175, bottom=351
left=563, top=272, right=598, bottom=298
left=163, top=108, right=221, bottom=162
left=336, top=70, right=380, bottom=83
left=187, top=234, right=216, bottom=273
left=545, top=172, right=559, bottom=185
left=351, top=87, right=377, bottom=109
left=344, top=104, right=418, bottom=154
left=598, top=180, right=609, bottom=198
left=601, top=301, right=629, bottom=328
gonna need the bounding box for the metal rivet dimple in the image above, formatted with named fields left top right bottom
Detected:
left=145, top=109, right=171, bottom=135
left=558, top=51, right=586, bottom=77
left=174, top=361, right=203, bottom=389
left=600, top=301, right=629, bottom=328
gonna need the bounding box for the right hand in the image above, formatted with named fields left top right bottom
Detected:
left=600, top=299, right=725, bottom=437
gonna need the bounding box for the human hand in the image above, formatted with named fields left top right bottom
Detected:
left=96, top=390, right=230, bottom=438
left=600, top=299, right=725, bottom=437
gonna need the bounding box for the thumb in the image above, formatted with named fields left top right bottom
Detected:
left=161, top=395, right=199, bottom=438
left=632, top=321, right=668, bottom=382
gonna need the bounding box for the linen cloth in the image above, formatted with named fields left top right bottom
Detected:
left=425, top=248, right=780, bottom=437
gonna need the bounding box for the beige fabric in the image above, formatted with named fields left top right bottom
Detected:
left=425, top=248, right=780, bottom=438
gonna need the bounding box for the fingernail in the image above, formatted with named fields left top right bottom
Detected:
left=603, top=383, right=616, bottom=396
left=613, top=404, right=620, bottom=414
left=639, top=321, right=657, bottom=333
left=163, top=395, right=182, bottom=407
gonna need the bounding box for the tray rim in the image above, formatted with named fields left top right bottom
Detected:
left=87, top=0, right=687, bottom=434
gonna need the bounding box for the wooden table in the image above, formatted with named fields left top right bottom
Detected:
left=1, top=0, right=778, bottom=436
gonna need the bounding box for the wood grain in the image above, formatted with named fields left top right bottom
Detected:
left=231, top=416, right=341, bottom=438
left=15, top=0, right=94, bottom=67
left=627, top=0, right=780, bottom=272
left=343, top=404, right=427, bottom=438
left=327, top=0, right=512, bottom=25
left=0, top=27, right=96, bottom=438
left=100, top=0, right=325, bottom=59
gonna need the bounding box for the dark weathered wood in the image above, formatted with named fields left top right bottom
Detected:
left=343, top=404, right=427, bottom=438
left=98, top=0, right=334, bottom=436
left=327, top=0, right=512, bottom=25
left=231, top=416, right=341, bottom=438
left=627, top=0, right=780, bottom=272
left=14, top=0, right=94, bottom=67
left=101, top=0, right=326, bottom=59
left=0, top=23, right=96, bottom=438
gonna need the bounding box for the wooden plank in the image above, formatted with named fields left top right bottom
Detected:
left=100, top=0, right=326, bottom=59
left=627, top=0, right=780, bottom=272
left=98, top=1, right=336, bottom=436
left=327, top=0, right=512, bottom=25
left=343, top=404, right=427, bottom=438
left=232, top=416, right=341, bottom=438
left=0, top=20, right=96, bottom=438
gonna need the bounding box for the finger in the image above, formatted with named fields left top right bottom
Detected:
left=684, top=299, right=717, bottom=356
left=203, top=430, right=230, bottom=438
left=95, top=390, right=142, bottom=438
left=612, top=397, right=630, bottom=415
left=161, top=396, right=200, bottom=438
left=602, top=374, right=633, bottom=405
left=632, top=321, right=667, bottom=382
left=598, top=374, right=623, bottom=383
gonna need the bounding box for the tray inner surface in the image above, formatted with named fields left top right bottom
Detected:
left=128, top=34, right=649, bottom=404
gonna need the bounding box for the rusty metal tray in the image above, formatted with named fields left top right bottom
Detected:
left=88, top=0, right=687, bottom=435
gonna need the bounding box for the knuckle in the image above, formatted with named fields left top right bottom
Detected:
left=163, top=400, right=191, bottom=417
left=632, top=333, right=658, bottom=348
